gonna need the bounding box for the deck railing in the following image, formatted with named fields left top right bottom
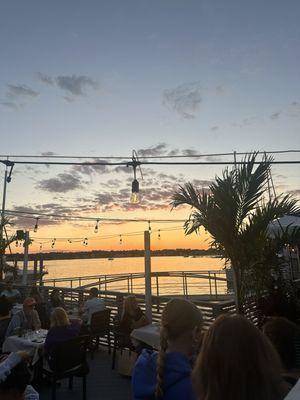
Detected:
left=42, top=270, right=229, bottom=299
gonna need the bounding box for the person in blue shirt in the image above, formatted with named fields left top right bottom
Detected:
left=132, top=298, right=203, bottom=400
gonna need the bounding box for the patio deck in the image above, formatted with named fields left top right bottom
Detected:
left=38, top=348, right=132, bottom=400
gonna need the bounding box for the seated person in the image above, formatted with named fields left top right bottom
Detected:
left=0, top=296, right=11, bottom=347
left=0, top=279, right=21, bottom=305
left=44, top=307, right=81, bottom=357
left=120, top=295, right=149, bottom=348
left=29, top=287, right=49, bottom=329
left=81, top=287, right=106, bottom=324
left=263, top=317, right=300, bottom=379
left=132, top=299, right=203, bottom=400
left=6, top=298, right=41, bottom=337
left=49, top=289, right=65, bottom=309
left=0, top=352, right=39, bottom=400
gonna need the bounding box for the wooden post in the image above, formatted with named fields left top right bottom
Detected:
left=33, top=259, right=38, bottom=283
left=22, top=231, right=30, bottom=285
left=144, top=230, right=152, bottom=322
left=39, top=256, right=43, bottom=286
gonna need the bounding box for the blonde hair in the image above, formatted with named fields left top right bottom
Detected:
left=50, top=307, right=70, bottom=328
left=155, top=299, right=203, bottom=399
left=122, top=295, right=138, bottom=318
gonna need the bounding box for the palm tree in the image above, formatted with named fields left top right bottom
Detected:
left=171, top=153, right=300, bottom=313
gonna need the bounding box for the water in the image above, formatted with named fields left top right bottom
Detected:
left=42, top=255, right=224, bottom=280
left=39, top=256, right=226, bottom=296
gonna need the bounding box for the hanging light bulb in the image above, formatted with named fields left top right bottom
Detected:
left=131, top=178, right=140, bottom=204
left=119, top=235, right=122, bottom=245
left=39, top=243, right=42, bottom=251
left=130, top=152, right=141, bottom=204
left=34, top=217, right=39, bottom=232
left=15, top=240, right=19, bottom=247
left=148, top=221, right=151, bottom=231
left=51, top=238, right=56, bottom=248
left=158, top=229, right=161, bottom=240
left=83, top=238, right=88, bottom=246
left=94, top=219, right=100, bottom=233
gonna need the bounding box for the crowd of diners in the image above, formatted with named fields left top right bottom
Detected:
left=0, top=278, right=300, bottom=400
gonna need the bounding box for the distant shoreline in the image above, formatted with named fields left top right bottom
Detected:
left=6, top=248, right=221, bottom=262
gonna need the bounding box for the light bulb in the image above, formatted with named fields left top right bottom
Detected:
left=130, top=192, right=140, bottom=204
left=131, top=179, right=140, bottom=204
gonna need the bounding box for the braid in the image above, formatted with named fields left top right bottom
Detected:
left=155, top=329, right=168, bottom=399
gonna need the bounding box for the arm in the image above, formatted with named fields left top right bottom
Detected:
left=5, top=313, right=21, bottom=337
left=33, top=310, right=41, bottom=330
left=132, top=315, right=149, bottom=329
left=0, top=352, right=21, bottom=382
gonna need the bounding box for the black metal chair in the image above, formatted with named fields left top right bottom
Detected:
left=89, top=308, right=111, bottom=358
left=43, top=335, right=89, bottom=400
left=111, top=315, right=135, bottom=370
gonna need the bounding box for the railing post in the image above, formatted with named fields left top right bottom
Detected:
left=209, top=271, right=212, bottom=295
left=214, top=273, right=218, bottom=299
left=156, top=275, right=160, bottom=312
left=144, top=231, right=152, bottom=322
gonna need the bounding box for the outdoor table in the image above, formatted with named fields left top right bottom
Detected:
left=2, top=329, right=48, bottom=365
left=131, top=323, right=160, bottom=350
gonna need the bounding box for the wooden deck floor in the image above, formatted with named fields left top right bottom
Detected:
left=38, top=349, right=132, bottom=400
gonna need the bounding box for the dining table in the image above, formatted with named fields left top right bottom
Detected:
left=2, top=329, right=48, bottom=365
left=131, top=323, right=161, bottom=350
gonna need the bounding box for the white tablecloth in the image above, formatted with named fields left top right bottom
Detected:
left=2, top=329, right=47, bottom=365
left=131, top=323, right=160, bottom=349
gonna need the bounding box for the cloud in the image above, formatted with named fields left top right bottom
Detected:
left=162, top=82, right=202, bottom=119
left=37, top=173, right=83, bottom=192
left=37, top=72, right=54, bottom=85
left=72, top=159, right=110, bottom=175
left=210, top=126, right=219, bottom=131
left=137, top=143, right=169, bottom=157
left=270, top=112, right=280, bottom=120
left=0, top=101, right=20, bottom=110
left=55, top=75, right=98, bottom=96
left=7, top=84, right=39, bottom=99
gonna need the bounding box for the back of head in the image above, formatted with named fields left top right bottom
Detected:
left=0, top=358, right=30, bottom=400
left=263, top=317, right=298, bottom=371
left=123, top=295, right=137, bottom=316
left=156, top=298, right=203, bottom=398
left=51, top=307, right=70, bottom=328
left=193, top=314, right=286, bottom=400
left=89, top=287, right=99, bottom=298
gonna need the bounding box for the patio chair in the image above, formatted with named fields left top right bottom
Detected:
left=89, top=309, right=111, bottom=358
left=111, top=315, right=135, bottom=370
left=43, top=335, right=90, bottom=400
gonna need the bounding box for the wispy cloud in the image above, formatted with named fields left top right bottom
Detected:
left=36, top=72, right=54, bottom=85
left=162, top=82, right=202, bottom=119
left=270, top=111, right=281, bottom=120
left=137, top=143, right=169, bottom=157
left=7, top=84, right=39, bottom=99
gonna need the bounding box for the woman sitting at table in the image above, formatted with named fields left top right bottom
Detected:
left=5, top=298, right=41, bottom=337
left=132, top=298, right=203, bottom=400
left=49, top=288, right=65, bottom=309
left=44, top=307, right=81, bottom=357
left=29, top=286, right=50, bottom=329
left=119, top=295, right=149, bottom=348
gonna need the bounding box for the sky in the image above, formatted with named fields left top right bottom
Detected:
left=0, top=0, right=299, bottom=253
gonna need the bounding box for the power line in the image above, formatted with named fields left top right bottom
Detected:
left=0, top=149, right=300, bottom=160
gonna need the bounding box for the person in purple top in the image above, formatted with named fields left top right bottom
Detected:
left=44, top=307, right=81, bottom=356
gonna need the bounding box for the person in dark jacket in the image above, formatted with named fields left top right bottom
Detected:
left=44, top=307, right=81, bottom=356
left=132, top=298, right=203, bottom=400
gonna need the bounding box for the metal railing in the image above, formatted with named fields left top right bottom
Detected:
left=42, top=269, right=228, bottom=299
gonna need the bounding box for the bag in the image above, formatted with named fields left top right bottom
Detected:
left=116, top=349, right=138, bottom=377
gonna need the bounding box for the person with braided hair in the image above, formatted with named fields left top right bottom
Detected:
left=132, top=298, right=203, bottom=400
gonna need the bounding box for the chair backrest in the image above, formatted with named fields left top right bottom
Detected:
left=0, top=317, right=11, bottom=347
left=48, top=335, right=89, bottom=374
left=90, top=309, right=111, bottom=335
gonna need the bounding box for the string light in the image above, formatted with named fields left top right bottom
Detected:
left=51, top=238, right=56, bottom=248
left=83, top=238, right=88, bottom=246
left=130, top=150, right=142, bottom=204
left=158, top=229, right=161, bottom=240
left=33, top=217, right=39, bottom=232
left=15, top=240, right=18, bottom=247
left=39, top=243, right=42, bottom=251
left=148, top=221, right=151, bottom=231
left=119, top=235, right=122, bottom=245
left=94, top=219, right=100, bottom=233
